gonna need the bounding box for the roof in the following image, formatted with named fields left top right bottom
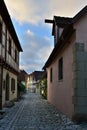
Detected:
left=20, top=69, right=28, bottom=75
left=29, top=71, right=44, bottom=76
left=43, top=6, right=87, bottom=69
left=73, top=5, right=87, bottom=23
left=28, top=71, right=44, bottom=81
left=54, top=16, right=72, bottom=25
left=0, top=0, right=23, bottom=52
left=52, top=16, right=73, bottom=35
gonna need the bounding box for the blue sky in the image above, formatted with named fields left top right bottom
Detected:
left=4, top=0, right=87, bottom=74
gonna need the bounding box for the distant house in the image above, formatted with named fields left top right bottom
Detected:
left=43, top=6, right=87, bottom=120
left=0, top=0, right=22, bottom=108
left=26, top=71, right=44, bottom=92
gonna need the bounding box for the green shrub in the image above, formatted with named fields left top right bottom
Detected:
left=18, top=82, right=26, bottom=92
left=40, top=78, right=47, bottom=99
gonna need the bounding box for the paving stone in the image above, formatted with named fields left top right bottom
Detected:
left=0, top=93, right=86, bottom=130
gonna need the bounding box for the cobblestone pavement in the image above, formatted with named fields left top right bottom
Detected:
left=0, top=93, right=86, bottom=130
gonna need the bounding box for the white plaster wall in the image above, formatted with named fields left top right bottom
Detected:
left=2, top=68, right=17, bottom=106
left=9, top=72, right=17, bottom=101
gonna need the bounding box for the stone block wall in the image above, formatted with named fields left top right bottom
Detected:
left=73, top=42, right=87, bottom=120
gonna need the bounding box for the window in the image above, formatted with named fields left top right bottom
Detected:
left=59, top=28, right=63, bottom=37
left=54, top=25, right=59, bottom=46
left=11, top=78, right=15, bottom=91
left=58, top=57, right=63, bottom=80
left=15, top=49, right=17, bottom=62
left=0, top=22, right=2, bottom=43
left=50, top=68, right=53, bottom=83
left=8, top=38, right=11, bottom=55
left=54, top=26, right=64, bottom=46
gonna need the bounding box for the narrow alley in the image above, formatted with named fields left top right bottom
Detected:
left=0, top=93, right=85, bottom=130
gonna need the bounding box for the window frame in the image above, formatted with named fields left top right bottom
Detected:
left=11, top=78, right=15, bottom=92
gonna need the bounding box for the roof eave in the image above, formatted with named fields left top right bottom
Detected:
left=73, top=6, right=87, bottom=23
left=0, top=0, right=23, bottom=52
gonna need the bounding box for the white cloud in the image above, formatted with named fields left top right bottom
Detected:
left=44, top=36, right=50, bottom=42
left=19, top=31, right=53, bottom=73
left=27, top=29, right=34, bottom=36
left=4, top=0, right=87, bottom=74
left=20, top=64, right=40, bottom=72
left=4, top=0, right=87, bottom=25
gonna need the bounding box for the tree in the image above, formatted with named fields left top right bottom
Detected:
left=18, top=82, right=26, bottom=98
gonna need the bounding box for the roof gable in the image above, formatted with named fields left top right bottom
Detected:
left=43, top=6, right=87, bottom=69
left=45, top=6, right=87, bottom=36
left=43, top=24, right=75, bottom=70
left=52, top=16, right=72, bottom=35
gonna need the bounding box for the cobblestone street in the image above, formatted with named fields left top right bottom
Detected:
left=0, top=93, right=86, bottom=130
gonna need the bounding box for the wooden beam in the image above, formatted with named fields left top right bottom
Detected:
left=45, top=19, right=54, bottom=23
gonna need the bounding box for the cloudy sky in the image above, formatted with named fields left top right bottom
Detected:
left=4, top=0, right=87, bottom=74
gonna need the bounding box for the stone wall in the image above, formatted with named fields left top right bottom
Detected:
left=73, top=42, right=87, bottom=120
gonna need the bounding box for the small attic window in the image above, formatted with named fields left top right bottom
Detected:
left=54, top=25, right=59, bottom=45
left=54, top=25, right=63, bottom=46
left=59, top=28, right=63, bottom=37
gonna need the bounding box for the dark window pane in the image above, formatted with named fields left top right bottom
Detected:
left=11, top=78, right=15, bottom=91
left=58, top=57, right=63, bottom=80
left=15, top=49, right=17, bottom=62
left=50, top=68, right=52, bottom=83
left=8, top=38, right=11, bottom=55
